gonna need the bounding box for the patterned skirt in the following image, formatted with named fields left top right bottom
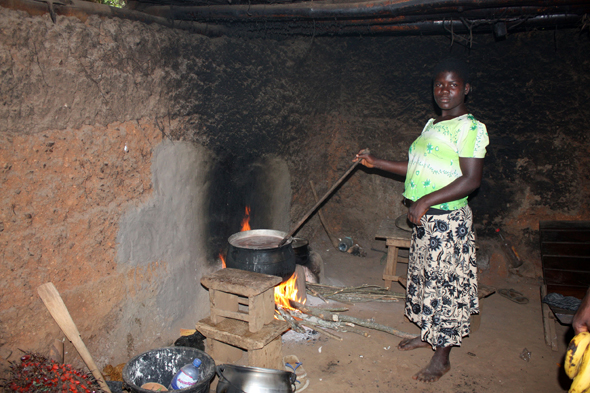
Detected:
left=404, top=205, right=479, bottom=349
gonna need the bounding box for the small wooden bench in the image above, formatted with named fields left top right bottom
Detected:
left=540, top=220, right=590, bottom=351
left=197, top=268, right=289, bottom=369
left=375, top=218, right=411, bottom=289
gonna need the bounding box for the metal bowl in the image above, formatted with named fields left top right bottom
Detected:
left=216, top=364, right=296, bottom=393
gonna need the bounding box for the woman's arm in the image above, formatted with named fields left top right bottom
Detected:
left=354, top=150, right=408, bottom=176
left=573, top=288, right=590, bottom=334
left=408, top=157, right=484, bottom=224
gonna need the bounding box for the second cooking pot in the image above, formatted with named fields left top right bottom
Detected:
left=216, top=364, right=296, bottom=393
left=291, top=237, right=310, bottom=266
left=226, top=229, right=296, bottom=282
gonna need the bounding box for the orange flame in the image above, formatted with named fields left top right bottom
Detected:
left=274, top=272, right=306, bottom=310
left=219, top=254, right=226, bottom=268
left=241, top=206, right=251, bottom=232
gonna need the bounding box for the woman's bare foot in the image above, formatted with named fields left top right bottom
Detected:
left=397, top=336, right=430, bottom=351
left=413, top=346, right=452, bottom=383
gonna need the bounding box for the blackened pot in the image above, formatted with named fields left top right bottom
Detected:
left=226, top=229, right=296, bottom=282
left=292, top=237, right=310, bottom=266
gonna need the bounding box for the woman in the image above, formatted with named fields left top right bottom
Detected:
left=355, top=58, right=489, bottom=383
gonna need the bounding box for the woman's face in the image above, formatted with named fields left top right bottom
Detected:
left=433, top=71, right=470, bottom=113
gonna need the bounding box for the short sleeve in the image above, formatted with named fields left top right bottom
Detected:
left=457, top=118, right=489, bottom=158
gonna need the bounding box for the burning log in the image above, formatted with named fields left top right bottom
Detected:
left=276, top=306, right=305, bottom=334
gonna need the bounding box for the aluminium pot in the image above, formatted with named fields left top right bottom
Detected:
left=216, top=364, right=296, bottom=393
left=226, top=229, right=296, bottom=282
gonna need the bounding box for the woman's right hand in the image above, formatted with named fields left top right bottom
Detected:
left=354, top=149, right=376, bottom=168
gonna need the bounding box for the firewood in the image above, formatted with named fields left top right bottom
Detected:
left=289, top=300, right=417, bottom=339
left=300, top=323, right=343, bottom=341
left=306, top=283, right=404, bottom=303
left=276, top=306, right=305, bottom=334
left=307, top=286, right=329, bottom=303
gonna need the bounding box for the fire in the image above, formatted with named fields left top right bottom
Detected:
left=241, top=206, right=251, bottom=232
left=274, top=271, right=306, bottom=310
left=220, top=205, right=305, bottom=314
left=218, top=206, right=251, bottom=269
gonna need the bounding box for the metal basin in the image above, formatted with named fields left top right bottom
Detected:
left=216, top=364, right=296, bottom=393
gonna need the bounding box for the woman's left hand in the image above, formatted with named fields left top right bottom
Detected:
left=407, top=199, right=429, bottom=225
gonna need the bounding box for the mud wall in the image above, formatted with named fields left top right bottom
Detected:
left=1, top=4, right=590, bottom=371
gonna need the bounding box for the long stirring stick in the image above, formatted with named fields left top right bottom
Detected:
left=279, top=148, right=370, bottom=246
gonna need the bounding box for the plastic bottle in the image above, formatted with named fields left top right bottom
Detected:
left=338, top=237, right=354, bottom=252
left=170, top=358, right=201, bottom=390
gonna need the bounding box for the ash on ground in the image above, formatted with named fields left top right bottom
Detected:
left=282, top=325, right=320, bottom=343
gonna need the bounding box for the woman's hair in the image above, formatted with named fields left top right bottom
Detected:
left=433, top=58, right=470, bottom=84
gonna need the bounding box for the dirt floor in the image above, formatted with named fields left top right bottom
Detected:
left=270, top=234, right=574, bottom=393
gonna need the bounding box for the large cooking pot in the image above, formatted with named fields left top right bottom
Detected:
left=226, top=229, right=296, bottom=282
left=216, top=364, right=296, bottom=393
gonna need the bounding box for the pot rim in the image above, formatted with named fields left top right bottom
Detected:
left=291, top=237, right=309, bottom=249
left=217, top=364, right=294, bottom=377
left=228, top=229, right=293, bottom=250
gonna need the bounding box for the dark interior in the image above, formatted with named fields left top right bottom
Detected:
left=1, top=0, right=589, bottom=385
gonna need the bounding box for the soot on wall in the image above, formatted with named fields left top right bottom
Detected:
left=205, top=152, right=291, bottom=261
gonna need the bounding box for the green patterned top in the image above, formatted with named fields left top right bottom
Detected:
left=403, top=114, right=489, bottom=211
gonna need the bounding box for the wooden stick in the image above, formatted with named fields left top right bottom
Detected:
left=279, top=148, right=370, bottom=246
left=307, top=286, right=329, bottom=303
left=290, top=300, right=417, bottom=339
left=339, top=323, right=371, bottom=337
left=277, top=306, right=305, bottom=333
left=309, top=180, right=340, bottom=249
left=300, top=324, right=343, bottom=341
left=37, top=283, right=112, bottom=393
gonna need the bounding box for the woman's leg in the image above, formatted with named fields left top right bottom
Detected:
left=398, top=338, right=452, bottom=382
left=413, top=346, right=452, bottom=382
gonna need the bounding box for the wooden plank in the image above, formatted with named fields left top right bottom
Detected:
left=383, top=274, right=401, bottom=282
left=249, top=289, right=274, bottom=333
left=540, top=221, right=590, bottom=230
left=542, top=256, right=590, bottom=271
left=196, top=317, right=288, bottom=350
left=541, top=242, right=590, bottom=257
left=383, top=246, right=399, bottom=289
left=214, top=308, right=250, bottom=323
left=201, top=268, right=282, bottom=297
left=540, top=230, right=590, bottom=243
left=210, top=290, right=238, bottom=324
left=375, top=219, right=412, bottom=241
left=248, top=336, right=282, bottom=369
left=540, top=285, right=559, bottom=351
left=207, top=339, right=243, bottom=364
left=546, top=284, right=588, bottom=299
left=543, top=269, right=590, bottom=287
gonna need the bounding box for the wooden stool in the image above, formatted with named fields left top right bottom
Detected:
left=375, top=218, right=411, bottom=289
left=196, top=268, right=289, bottom=369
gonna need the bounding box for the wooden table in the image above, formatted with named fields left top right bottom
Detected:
left=375, top=218, right=411, bottom=289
